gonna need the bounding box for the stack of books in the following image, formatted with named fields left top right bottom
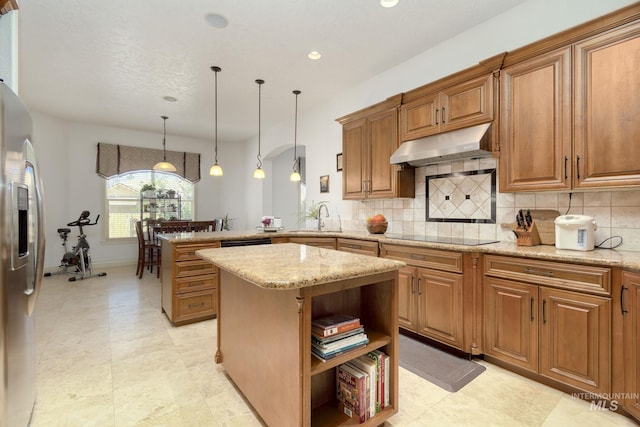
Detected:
left=311, top=314, right=368, bottom=362
left=336, top=350, right=390, bottom=423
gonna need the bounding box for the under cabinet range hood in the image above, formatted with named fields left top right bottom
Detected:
left=390, top=123, right=492, bottom=167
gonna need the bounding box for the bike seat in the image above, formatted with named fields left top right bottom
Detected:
left=57, top=228, right=71, bottom=234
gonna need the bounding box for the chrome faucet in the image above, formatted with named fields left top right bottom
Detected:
left=317, top=203, right=329, bottom=231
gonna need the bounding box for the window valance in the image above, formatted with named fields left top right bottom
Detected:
left=96, top=143, right=201, bottom=183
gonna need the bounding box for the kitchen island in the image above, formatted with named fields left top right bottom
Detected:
left=196, top=243, right=405, bottom=427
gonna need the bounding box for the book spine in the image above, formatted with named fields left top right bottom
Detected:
left=337, top=365, right=366, bottom=423
left=311, top=341, right=368, bottom=361
left=312, top=321, right=361, bottom=338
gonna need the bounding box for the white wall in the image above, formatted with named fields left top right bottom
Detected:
left=0, top=10, right=18, bottom=91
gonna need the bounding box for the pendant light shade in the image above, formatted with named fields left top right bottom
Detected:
left=253, top=79, right=266, bottom=179
left=290, top=90, right=302, bottom=182
left=209, top=66, right=223, bottom=176
left=153, top=115, right=177, bottom=172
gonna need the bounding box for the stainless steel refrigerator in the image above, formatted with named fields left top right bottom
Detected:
left=0, top=82, right=45, bottom=426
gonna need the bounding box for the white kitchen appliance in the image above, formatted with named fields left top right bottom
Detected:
left=554, top=215, right=597, bottom=251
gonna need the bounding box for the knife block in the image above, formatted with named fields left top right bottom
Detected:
left=514, top=221, right=542, bottom=246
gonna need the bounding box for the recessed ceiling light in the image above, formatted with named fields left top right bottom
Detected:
left=205, top=13, right=229, bottom=28
left=380, top=0, right=399, bottom=7
left=308, top=51, right=322, bottom=60
left=163, top=96, right=177, bottom=102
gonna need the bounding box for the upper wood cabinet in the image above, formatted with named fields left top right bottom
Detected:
left=573, top=21, right=640, bottom=189
left=500, top=14, right=640, bottom=192
left=499, top=47, right=572, bottom=192
left=337, top=95, right=415, bottom=200
left=400, top=74, right=494, bottom=141
left=0, top=0, right=18, bottom=14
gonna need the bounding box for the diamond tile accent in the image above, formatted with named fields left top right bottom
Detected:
left=427, top=169, right=496, bottom=223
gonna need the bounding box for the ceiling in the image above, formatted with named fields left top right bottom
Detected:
left=16, top=0, right=527, bottom=144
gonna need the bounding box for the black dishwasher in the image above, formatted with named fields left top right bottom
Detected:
left=220, top=237, right=272, bottom=247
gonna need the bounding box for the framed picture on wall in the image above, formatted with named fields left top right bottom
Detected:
left=336, top=153, right=343, bottom=172
left=320, top=175, right=329, bottom=193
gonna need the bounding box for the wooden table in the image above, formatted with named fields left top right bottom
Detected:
left=197, top=243, right=404, bottom=427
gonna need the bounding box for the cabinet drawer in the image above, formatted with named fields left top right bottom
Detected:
left=484, top=254, right=611, bottom=295
left=175, top=273, right=217, bottom=293
left=289, top=237, right=337, bottom=250
left=380, top=243, right=462, bottom=273
left=174, top=289, right=217, bottom=323
left=175, top=242, right=221, bottom=261
left=337, top=238, right=379, bottom=256
left=175, top=260, right=217, bottom=278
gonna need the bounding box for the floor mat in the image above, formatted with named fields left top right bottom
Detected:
left=398, top=334, right=486, bottom=392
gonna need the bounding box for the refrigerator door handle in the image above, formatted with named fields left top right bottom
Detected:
left=24, top=139, right=46, bottom=315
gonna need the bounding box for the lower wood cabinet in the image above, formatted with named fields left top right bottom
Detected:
left=161, top=240, right=220, bottom=326
left=380, top=244, right=481, bottom=353
left=336, top=237, right=379, bottom=256
left=622, top=271, right=640, bottom=421
left=288, top=236, right=337, bottom=250
left=484, top=254, right=611, bottom=394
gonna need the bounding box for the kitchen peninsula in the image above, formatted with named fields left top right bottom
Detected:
left=196, top=243, right=404, bottom=427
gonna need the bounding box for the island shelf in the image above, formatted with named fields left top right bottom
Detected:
left=197, top=243, right=403, bottom=427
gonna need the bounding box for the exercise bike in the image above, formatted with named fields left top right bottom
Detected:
left=44, top=210, right=107, bottom=282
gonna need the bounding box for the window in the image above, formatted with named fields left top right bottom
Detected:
left=105, top=171, right=194, bottom=239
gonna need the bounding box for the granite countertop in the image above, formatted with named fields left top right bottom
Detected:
left=196, top=243, right=406, bottom=290
left=159, top=228, right=640, bottom=272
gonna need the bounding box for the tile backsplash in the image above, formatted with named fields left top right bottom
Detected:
left=335, top=158, right=640, bottom=252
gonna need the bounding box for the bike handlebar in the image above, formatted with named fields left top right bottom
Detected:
left=67, top=211, right=100, bottom=227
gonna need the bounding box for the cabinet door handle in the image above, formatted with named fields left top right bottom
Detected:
left=410, top=276, right=415, bottom=294
left=442, top=107, right=445, bottom=124
left=577, top=155, right=581, bottom=180
left=417, top=278, right=422, bottom=295
left=523, top=268, right=554, bottom=277
left=621, top=285, right=629, bottom=315
left=435, top=108, right=439, bottom=125
left=410, top=254, right=426, bottom=261
left=564, top=156, right=568, bottom=180
left=530, top=297, right=535, bottom=322
left=542, top=299, right=547, bottom=325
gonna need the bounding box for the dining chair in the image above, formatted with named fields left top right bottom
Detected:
left=156, top=220, right=192, bottom=233
left=189, top=220, right=217, bottom=232
left=135, top=220, right=161, bottom=279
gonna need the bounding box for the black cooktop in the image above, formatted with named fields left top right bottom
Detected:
left=385, top=234, right=499, bottom=246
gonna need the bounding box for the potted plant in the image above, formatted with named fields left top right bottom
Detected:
left=141, top=184, right=156, bottom=198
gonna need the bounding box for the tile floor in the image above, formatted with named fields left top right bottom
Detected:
left=31, top=265, right=636, bottom=427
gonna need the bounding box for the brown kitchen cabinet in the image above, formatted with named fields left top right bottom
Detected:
left=337, top=95, right=414, bottom=200
left=336, top=237, right=379, bottom=256
left=499, top=47, right=572, bottom=192
left=483, top=254, right=611, bottom=394
left=0, top=0, right=18, bottom=14
left=573, top=21, right=640, bottom=189
left=381, top=244, right=472, bottom=352
left=621, top=271, right=640, bottom=421
left=500, top=17, right=640, bottom=192
left=400, top=73, right=493, bottom=141
left=288, top=236, right=337, bottom=250
left=160, top=240, right=220, bottom=325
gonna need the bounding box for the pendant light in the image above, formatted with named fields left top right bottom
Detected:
left=153, top=115, right=177, bottom=172
left=253, top=79, right=266, bottom=179
left=209, top=66, right=223, bottom=176
left=290, top=90, right=302, bottom=182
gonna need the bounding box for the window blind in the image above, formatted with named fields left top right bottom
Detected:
left=96, top=143, right=201, bottom=183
